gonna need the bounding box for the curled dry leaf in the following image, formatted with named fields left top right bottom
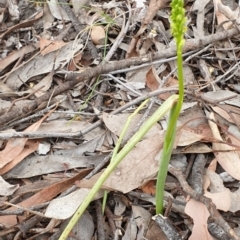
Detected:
left=146, top=67, right=160, bottom=91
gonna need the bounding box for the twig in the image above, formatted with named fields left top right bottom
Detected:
left=0, top=26, right=239, bottom=127
left=94, top=79, right=109, bottom=110
left=2, top=202, right=46, bottom=218
left=0, top=88, right=177, bottom=139
left=198, top=60, right=240, bottom=91
left=184, top=154, right=195, bottom=179
left=153, top=214, right=182, bottom=240
left=109, top=50, right=196, bottom=75
left=3, top=97, right=67, bottom=130
left=104, top=205, right=117, bottom=234
left=95, top=200, right=106, bottom=240
left=0, top=131, right=83, bottom=139
left=105, top=74, right=141, bottom=96
left=6, top=86, right=44, bottom=113
left=188, top=154, right=207, bottom=195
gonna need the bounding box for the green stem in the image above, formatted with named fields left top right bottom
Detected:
left=155, top=44, right=184, bottom=214
left=102, top=99, right=149, bottom=213
left=59, top=95, right=178, bottom=240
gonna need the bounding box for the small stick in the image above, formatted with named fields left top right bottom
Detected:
left=6, top=86, right=44, bottom=113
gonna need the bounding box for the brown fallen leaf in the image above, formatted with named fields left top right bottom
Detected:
left=68, top=52, right=83, bottom=71
left=212, top=105, right=234, bottom=124
left=78, top=132, right=164, bottom=194
left=203, top=169, right=232, bottom=212
left=213, top=0, right=235, bottom=30
left=208, top=112, right=240, bottom=180
left=39, top=38, right=67, bottom=56
left=146, top=67, right=160, bottom=91
left=0, top=168, right=92, bottom=226
left=177, top=143, right=212, bottom=154
left=212, top=104, right=240, bottom=129
left=0, top=140, right=39, bottom=175
left=227, top=131, right=240, bottom=159
left=208, top=158, right=217, bottom=172
left=0, top=107, right=55, bottom=169
left=143, top=0, right=169, bottom=26
left=141, top=180, right=156, bottom=195
left=158, top=77, right=178, bottom=100
left=177, top=126, right=204, bottom=146
left=205, top=191, right=231, bottom=212
left=0, top=176, right=19, bottom=196
left=103, top=112, right=162, bottom=142
left=0, top=43, right=39, bottom=71
left=185, top=199, right=213, bottom=240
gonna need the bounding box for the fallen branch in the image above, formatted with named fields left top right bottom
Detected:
left=0, top=27, right=239, bottom=127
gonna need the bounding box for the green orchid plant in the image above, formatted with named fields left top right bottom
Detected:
left=59, top=0, right=186, bottom=238
left=156, top=0, right=186, bottom=214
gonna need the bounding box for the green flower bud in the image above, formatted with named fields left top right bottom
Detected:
left=170, top=0, right=186, bottom=47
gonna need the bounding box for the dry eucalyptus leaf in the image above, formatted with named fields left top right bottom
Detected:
left=45, top=189, right=103, bottom=219
left=78, top=131, right=164, bottom=194
left=3, top=155, right=104, bottom=179
left=185, top=199, right=213, bottom=240
left=0, top=176, right=18, bottom=196
left=0, top=43, right=39, bottom=72
left=47, top=0, right=70, bottom=20
left=0, top=110, right=52, bottom=169
left=6, top=40, right=83, bottom=90
left=102, top=132, right=163, bottom=193
left=103, top=112, right=162, bottom=142
left=201, top=90, right=237, bottom=103
left=208, top=112, right=240, bottom=180
left=203, top=169, right=240, bottom=212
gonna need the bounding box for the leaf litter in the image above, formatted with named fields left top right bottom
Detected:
left=1, top=0, right=240, bottom=239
